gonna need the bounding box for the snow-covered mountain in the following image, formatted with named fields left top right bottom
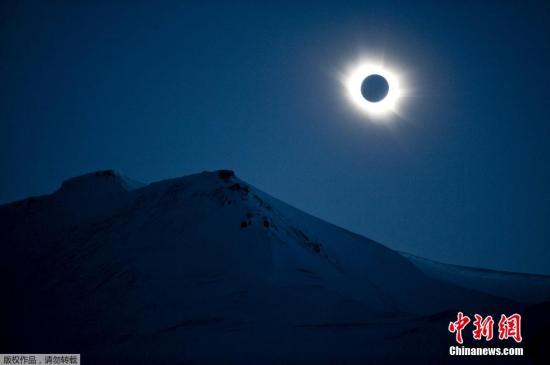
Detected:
left=0, top=170, right=547, bottom=364
left=400, top=252, right=550, bottom=305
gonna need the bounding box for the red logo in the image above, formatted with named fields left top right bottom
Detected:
left=449, top=312, right=522, bottom=343
left=498, top=314, right=522, bottom=343
left=472, top=314, right=494, bottom=341
left=448, top=311, right=471, bottom=344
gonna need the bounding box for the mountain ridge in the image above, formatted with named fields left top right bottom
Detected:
left=0, top=169, right=546, bottom=364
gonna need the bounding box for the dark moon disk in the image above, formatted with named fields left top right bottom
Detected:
left=361, top=74, right=389, bottom=102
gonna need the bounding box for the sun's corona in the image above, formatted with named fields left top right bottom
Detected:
left=342, top=60, right=404, bottom=119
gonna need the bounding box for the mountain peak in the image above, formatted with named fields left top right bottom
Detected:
left=1, top=168, right=547, bottom=364
left=59, top=169, right=144, bottom=193
left=216, top=169, right=235, bottom=180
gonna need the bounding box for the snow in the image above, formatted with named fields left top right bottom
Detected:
left=400, top=251, right=550, bottom=304
left=0, top=170, right=546, bottom=364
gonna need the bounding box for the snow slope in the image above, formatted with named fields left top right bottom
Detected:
left=0, top=170, right=546, bottom=364
left=400, top=252, right=550, bottom=304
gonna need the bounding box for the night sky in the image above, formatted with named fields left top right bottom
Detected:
left=1, top=0, right=549, bottom=274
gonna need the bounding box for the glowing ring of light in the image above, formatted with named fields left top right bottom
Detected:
left=343, top=62, right=404, bottom=119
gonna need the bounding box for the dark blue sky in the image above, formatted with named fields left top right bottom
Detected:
left=1, top=0, right=549, bottom=274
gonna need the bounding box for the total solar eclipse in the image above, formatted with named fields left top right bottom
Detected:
left=361, top=74, right=389, bottom=102
left=342, top=60, right=405, bottom=119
